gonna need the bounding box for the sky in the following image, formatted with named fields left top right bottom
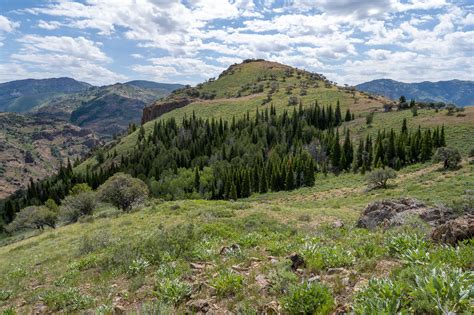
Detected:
left=0, top=0, right=472, bottom=86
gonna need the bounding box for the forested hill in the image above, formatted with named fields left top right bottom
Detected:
left=356, top=79, right=474, bottom=107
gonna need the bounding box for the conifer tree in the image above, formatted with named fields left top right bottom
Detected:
left=331, top=132, right=342, bottom=172
left=335, top=100, right=342, bottom=125
left=345, top=109, right=352, bottom=122
left=194, top=167, right=200, bottom=193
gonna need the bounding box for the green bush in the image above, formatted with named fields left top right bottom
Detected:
left=60, top=191, right=98, bottom=224
left=281, top=282, right=334, bottom=314
left=304, top=244, right=355, bottom=271
left=210, top=270, right=245, bottom=298
left=98, top=173, right=149, bottom=212
left=353, top=278, right=405, bottom=314
left=127, top=257, right=150, bottom=276
left=42, top=288, right=93, bottom=312
left=0, top=289, right=12, bottom=301
left=386, top=233, right=429, bottom=258
left=154, top=278, right=192, bottom=305
left=410, top=267, right=473, bottom=314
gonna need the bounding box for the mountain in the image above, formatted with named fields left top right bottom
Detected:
left=356, top=79, right=474, bottom=107
left=0, top=78, right=91, bottom=113
left=0, top=112, right=101, bottom=199
left=35, top=83, right=179, bottom=136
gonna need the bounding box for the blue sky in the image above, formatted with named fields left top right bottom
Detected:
left=0, top=0, right=472, bottom=86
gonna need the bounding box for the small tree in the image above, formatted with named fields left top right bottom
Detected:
left=7, top=206, right=57, bottom=232
left=69, top=183, right=92, bottom=195
left=60, top=191, right=98, bottom=224
left=366, top=112, right=374, bottom=125
left=366, top=168, right=396, bottom=189
left=433, top=147, right=462, bottom=170
left=98, top=173, right=149, bottom=211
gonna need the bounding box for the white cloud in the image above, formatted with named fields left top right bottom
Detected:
left=0, top=15, right=19, bottom=32
left=8, top=35, right=125, bottom=85
left=37, top=20, right=62, bottom=30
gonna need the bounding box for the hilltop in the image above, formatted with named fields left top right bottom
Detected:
left=356, top=79, right=474, bottom=107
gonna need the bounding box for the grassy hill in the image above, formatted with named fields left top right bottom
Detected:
left=1, top=161, right=472, bottom=313
left=1, top=60, right=473, bottom=314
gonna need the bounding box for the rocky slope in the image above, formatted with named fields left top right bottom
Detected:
left=356, top=79, right=474, bottom=107
left=0, top=112, right=101, bottom=198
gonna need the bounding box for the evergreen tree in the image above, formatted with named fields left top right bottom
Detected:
left=194, top=167, right=200, bottom=193
left=331, top=132, right=342, bottom=172
left=335, top=100, right=342, bottom=125
left=345, top=109, right=352, bottom=122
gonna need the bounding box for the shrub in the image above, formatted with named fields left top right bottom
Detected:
left=69, top=183, right=92, bottom=195
left=303, top=243, right=355, bottom=271
left=42, top=288, right=93, bottom=312
left=281, top=282, right=334, bottom=315
left=210, top=270, right=245, bottom=298
left=433, top=147, right=462, bottom=170
left=366, top=168, right=396, bottom=189
left=0, top=289, right=12, bottom=301
left=267, top=263, right=298, bottom=295
left=98, top=173, right=149, bottom=211
left=154, top=278, right=192, bottom=305
left=410, top=267, right=473, bottom=314
left=60, top=191, right=98, bottom=224
left=386, top=233, right=429, bottom=258
left=353, top=278, right=405, bottom=314
left=127, top=257, right=150, bottom=276
left=6, top=206, right=57, bottom=232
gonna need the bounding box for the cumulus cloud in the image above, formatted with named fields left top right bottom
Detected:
left=1, top=0, right=473, bottom=85
left=7, top=35, right=125, bottom=85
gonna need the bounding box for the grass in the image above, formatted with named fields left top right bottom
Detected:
left=2, top=159, right=473, bottom=313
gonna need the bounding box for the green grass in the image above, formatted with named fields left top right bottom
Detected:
left=2, top=159, right=473, bottom=313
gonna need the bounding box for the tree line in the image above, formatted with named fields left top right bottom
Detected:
left=0, top=102, right=447, bottom=231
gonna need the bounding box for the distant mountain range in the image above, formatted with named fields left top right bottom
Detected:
left=0, top=78, right=184, bottom=135
left=356, top=79, right=473, bottom=107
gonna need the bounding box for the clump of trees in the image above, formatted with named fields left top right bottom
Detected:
left=60, top=184, right=98, bottom=223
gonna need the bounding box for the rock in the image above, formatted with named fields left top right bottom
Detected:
left=219, top=244, right=241, bottom=255
left=186, top=299, right=210, bottom=313
left=357, top=198, right=459, bottom=230
left=430, top=215, right=474, bottom=245
left=113, top=304, right=126, bottom=314
left=308, top=275, right=321, bottom=282
left=260, top=300, right=281, bottom=314
left=33, top=303, right=48, bottom=315
left=190, top=262, right=206, bottom=270
left=255, top=274, right=270, bottom=290
left=332, top=220, right=344, bottom=228
left=288, top=252, right=305, bottom=271
left=231, top=264, right=250, bottom=272
left=327, top=267, right=345, bottom=275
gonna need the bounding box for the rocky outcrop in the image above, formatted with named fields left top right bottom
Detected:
left=430, top=215, right=474, bottom=245
left=357, top=198, right=459, bottom=230
left=142, top=97, right=194, bottom=124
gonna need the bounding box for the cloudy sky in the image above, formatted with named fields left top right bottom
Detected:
left=0, top=0, right=472, bottom=86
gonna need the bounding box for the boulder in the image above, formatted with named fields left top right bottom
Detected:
left=186, top=299, right=210, bottom=313
left=288, top=252, right=305, bottom=271
left=357, top=198, right=458, bottom=229
left=430, top=215, right=474, bottom=245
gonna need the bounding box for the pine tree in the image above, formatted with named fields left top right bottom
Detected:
left=331, top=132, right=342, bottom=172
left=345, top=109, right=352, bottom=122
left=259, top=168, right=268, bottom=193
left=335, top=100, right=342, bottom=125
left=230, top=182, right=238, bottom=200
left=241, top=170, right=251, bottom=198
left=341, top=130, right=353, bottom=171
left=401, top=118, right=408, bottom=134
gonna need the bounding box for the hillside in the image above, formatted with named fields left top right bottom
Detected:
left=0, top=112, right=101, bottom=199
left=0, top=78, right=91, bottom=113
left=356, top=79, right=474, bottom=107
left=1, top=60, right=473, bottom=314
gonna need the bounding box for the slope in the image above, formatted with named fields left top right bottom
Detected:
left=0, top=112, right=101, bottom=199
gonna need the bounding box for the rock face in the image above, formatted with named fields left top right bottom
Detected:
left=142, top=97, right=194, bottom=124
left=430, top=215, right=474, bottom=245
left=357, top=198, right=458, bottom=229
